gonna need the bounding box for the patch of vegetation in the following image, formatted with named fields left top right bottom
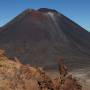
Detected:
left=0, top=49, right=82, bottom=90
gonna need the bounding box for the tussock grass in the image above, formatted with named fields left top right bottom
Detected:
left=0, top=49, right=82, bottom=90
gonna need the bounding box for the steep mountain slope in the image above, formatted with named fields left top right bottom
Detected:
left=0, top=8, right=90, bottom=68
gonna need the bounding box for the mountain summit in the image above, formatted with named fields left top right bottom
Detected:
left=0, top=8, right=90, bottom=68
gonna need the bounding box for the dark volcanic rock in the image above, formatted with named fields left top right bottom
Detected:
left=0, top=8, right=90, bottom=68
left=38, top=8, right=58, bottom=13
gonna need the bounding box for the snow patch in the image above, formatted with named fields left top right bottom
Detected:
left=47, top=12, right=55, bottom=18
